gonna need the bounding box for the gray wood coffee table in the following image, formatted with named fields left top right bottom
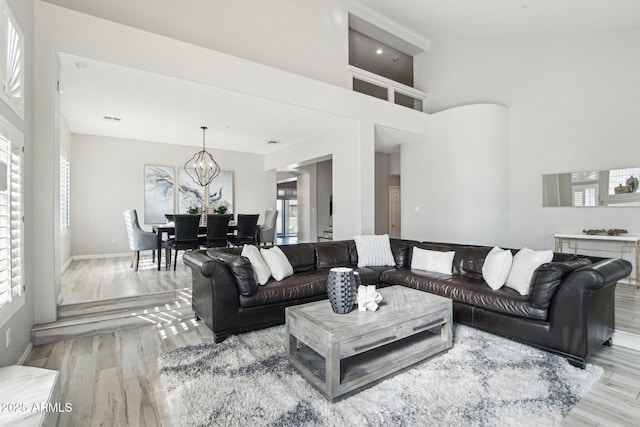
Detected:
left=285, top=285, right=452, bottom=401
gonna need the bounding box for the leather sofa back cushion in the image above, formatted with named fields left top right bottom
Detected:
left=453, top=246, right=493, bottom=279
left=390, top=239, right=420, bottom=268
left=529, top=258, right=592, bottom=309
left=278, top=243, right=316, bottom=273
left=206, top=251, right=258, bottom=297
left=315, top=241, right=351, bottom=269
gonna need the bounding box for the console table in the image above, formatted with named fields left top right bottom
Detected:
left=554, top=233, right=639, bottom=285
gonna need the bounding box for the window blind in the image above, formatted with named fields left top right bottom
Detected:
left=0, top=122, right=22, bottom=319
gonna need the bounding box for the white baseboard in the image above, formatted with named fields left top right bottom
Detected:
left=612, top=330, right=640, bottom=351
left=61, top=258, right=72, bottom=274
left=18, top=342, right=33, bottom=365
left=72, top=252, right=131, bottom=261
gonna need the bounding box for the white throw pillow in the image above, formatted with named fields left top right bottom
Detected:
left=353, top=234, right=396, bottom=268
left=241, top=245, right=271, bottom=285
left=260, top=246, right=294, bottom=281
left=411, top=247, right=455, bottom=275
left=505, top=247, right=554, bottom=296
left=482, top=247, right=513, bottom=290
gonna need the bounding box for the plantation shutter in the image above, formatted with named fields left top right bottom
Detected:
left=0, top=1, right=23, bottom=118
left=60, top=154, right=70, bottom=229
left=9, top=139, right=21, bottom=301
left=0, top=126, right=22, bottom=311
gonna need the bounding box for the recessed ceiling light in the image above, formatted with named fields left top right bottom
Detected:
left=75, top=61, right=88, bottom=70
left=376, top=48, right=383, bottom=55
left=267, top=140, right=281, bottom=144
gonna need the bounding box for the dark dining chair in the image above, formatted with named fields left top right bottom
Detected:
left=228, top=214, right=259, bottom=246
left=201, top=214, right=232, bottom=248
left=167, top=214, right=201, bottom=270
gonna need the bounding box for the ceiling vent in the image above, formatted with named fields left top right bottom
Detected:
left=103, top=116, right=122, bottom=122
left=267, top=140, right=280, bottom=144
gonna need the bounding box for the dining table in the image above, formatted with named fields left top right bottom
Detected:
left=152, top=221, right=260, bottom=270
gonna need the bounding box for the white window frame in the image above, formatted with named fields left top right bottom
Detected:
left=0, top=113, right=23, bottom=327
left=60, top=151, right=70, bottom=232
left=0, top=0, right=24, bottom=119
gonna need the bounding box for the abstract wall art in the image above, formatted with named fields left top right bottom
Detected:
left=144, top=165, right=174, bottom=224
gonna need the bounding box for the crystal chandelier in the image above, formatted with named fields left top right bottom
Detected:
left=184, top=126, right=220, bottom=186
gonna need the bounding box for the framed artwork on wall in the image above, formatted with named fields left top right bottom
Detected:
left=208, top=171, right=234, bottom=214
left=144, top=165, right=175, bottom=224
left=178, top=167, right=206, bottom=214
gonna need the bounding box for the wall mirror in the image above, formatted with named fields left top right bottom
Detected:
left=542, top=167, right=640, bottom=207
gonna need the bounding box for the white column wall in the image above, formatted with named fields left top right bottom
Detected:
left=265, top=123, right=376, bottom=240
left=401, top=104, right=511, bottom=246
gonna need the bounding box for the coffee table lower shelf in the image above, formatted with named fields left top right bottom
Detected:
left=289, top=328, right=449, bottom=402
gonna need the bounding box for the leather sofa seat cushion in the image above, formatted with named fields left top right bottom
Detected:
left=381, top=268, right=547, bottom=320
left=239, top=271, right=328, bottom=308
left=205, top=250, right=258, bottom=297
left=453, top=246, right=493, bottom=279
left=353, top=266, right=393, bottom=285
left=529, top=258, right=592, bottom=309
left=314, top=241, right=351, bottom=269
left=278, top=243, right=316, bottom=273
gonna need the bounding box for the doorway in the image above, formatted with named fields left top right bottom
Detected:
left=389, top=186, right=401, bottom=238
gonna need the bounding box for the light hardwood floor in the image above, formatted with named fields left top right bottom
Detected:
left=42, top=257, right=640, bottom=426
left=26, top=321, right=214, bottom=427
left=60, top=254, right=191, bottom=305
left=24, top=319, right=640, bottom=426
left=615, top=282, right=640, bottom=335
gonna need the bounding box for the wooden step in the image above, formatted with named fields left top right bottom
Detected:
left=57, top=288, right=191, bottom=318
left=32, top=294, right=194, bottom=345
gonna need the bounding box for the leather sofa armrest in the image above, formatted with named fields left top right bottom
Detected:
left=183, top=250, right=242, bottom=336
left=547, top=257, right=631, bottom=358
left=183, top=250, right=218, bottom=277
left=560, top=258, right=632, bottom=292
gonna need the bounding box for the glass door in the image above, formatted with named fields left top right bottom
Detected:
left=276, top=199, right=298, bottom=238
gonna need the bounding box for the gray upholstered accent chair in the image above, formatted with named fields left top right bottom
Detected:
left=259, top=209, right=278, bottom=246
left=124, top=209, right=159, bottom=271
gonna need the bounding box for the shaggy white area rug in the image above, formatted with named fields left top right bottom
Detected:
left=158, top=325, right=602, bottom=427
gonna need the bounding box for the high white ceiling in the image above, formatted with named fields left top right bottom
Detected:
left=358, top=0, right=640, bottom=41
left=57, top=1, right=640, bottom=154
left=59, top=53, right=349, bottom=154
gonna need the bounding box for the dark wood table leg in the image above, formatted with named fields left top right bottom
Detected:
left=157, top=230, right=163, bottom=271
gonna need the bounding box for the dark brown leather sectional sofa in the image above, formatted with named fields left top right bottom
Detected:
left=183, top=239, right=632, bottom=368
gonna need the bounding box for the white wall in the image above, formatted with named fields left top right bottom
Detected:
left=296, top=164, right=317, bottom=242
left=402, top=104, right=511, bottom=246
left=417, top=30, right=640, bottom=249
left=266, top=123, right=376, bottom=240
left=70, top=134, right=275, bottom=256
